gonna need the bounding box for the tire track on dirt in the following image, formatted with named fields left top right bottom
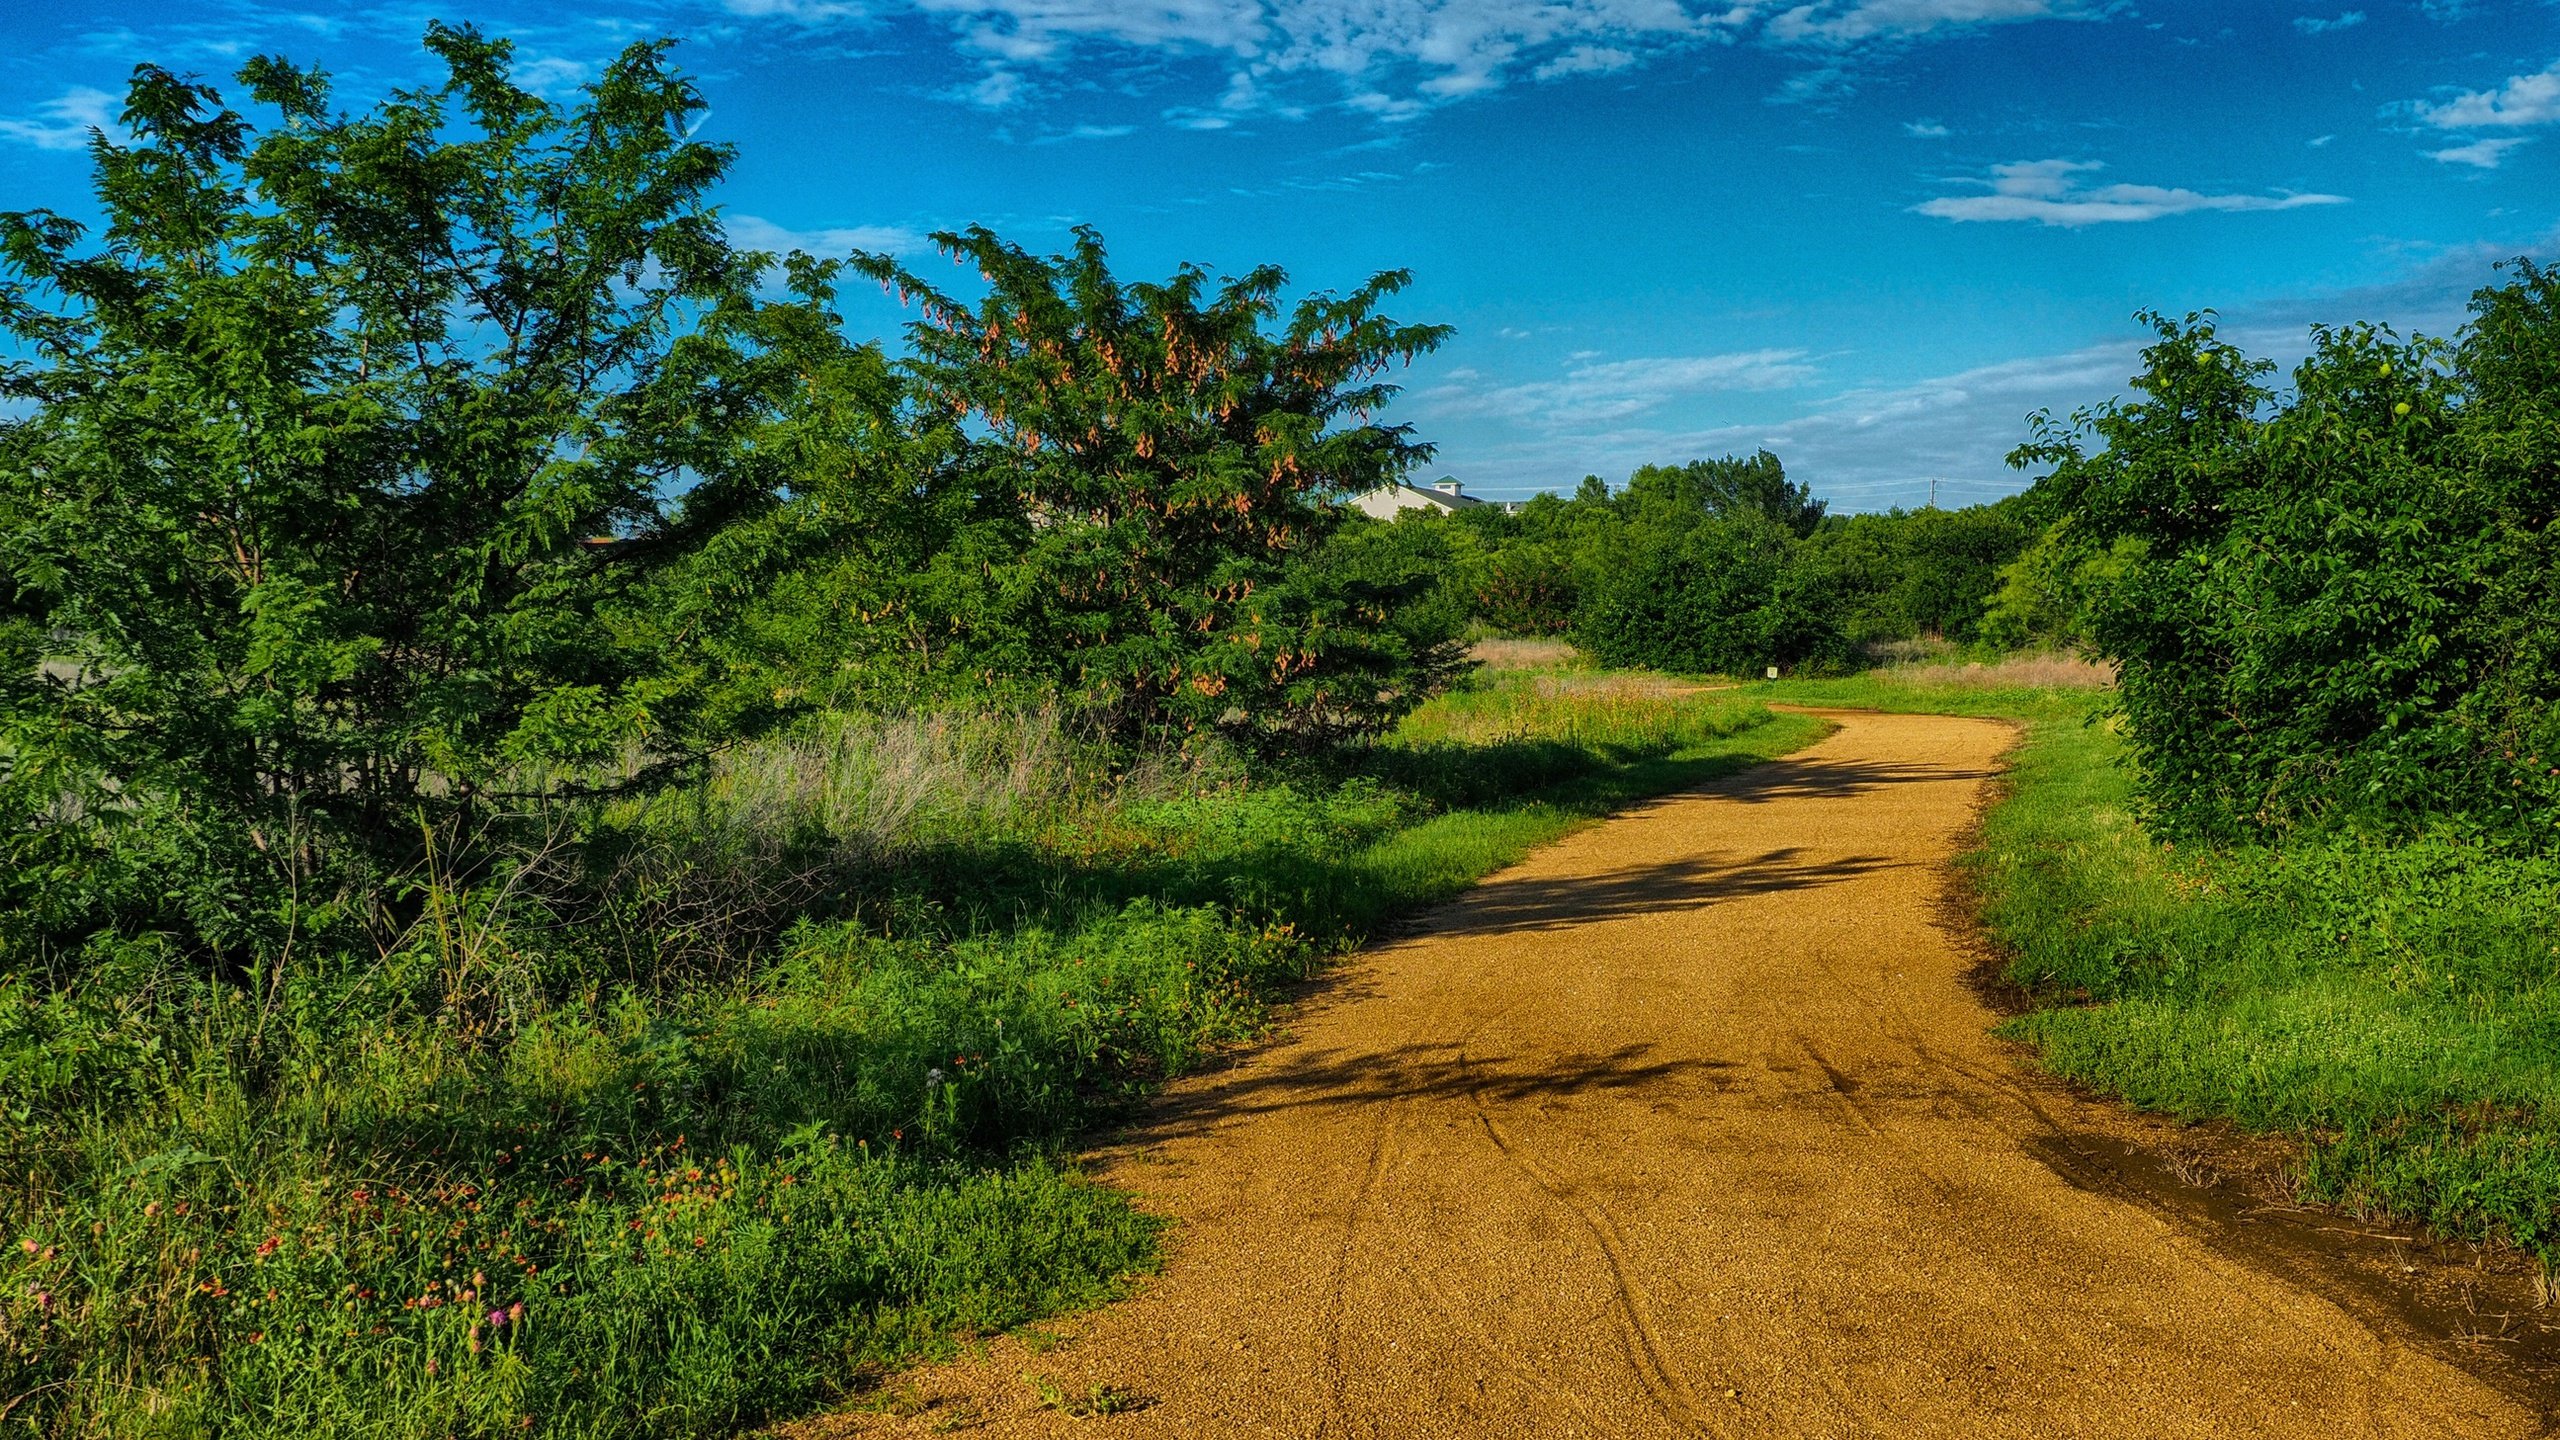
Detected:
left=820, top=710, right=2542, bottom=1440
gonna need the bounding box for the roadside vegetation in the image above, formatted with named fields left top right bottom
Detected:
left=6, top=16, right=2558, bottom=1437
left=0, top=33, right=1826, bottom=1434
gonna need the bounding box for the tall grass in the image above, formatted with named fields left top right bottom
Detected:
left=2, top=678, right=1818, bottom=1438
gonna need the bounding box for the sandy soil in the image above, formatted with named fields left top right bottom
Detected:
left=812, top=710, right=2544, bottom=1439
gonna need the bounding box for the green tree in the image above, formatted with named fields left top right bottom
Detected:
left=0, top=29, right=842, bottom=959
left=2021, top=279, right=2560, bottom=837
left=1571, top=515, right=1849, bottom=675
left=1620, top=450, right=1825, bottom=538
left=850, top=227, right=1456, bottom=744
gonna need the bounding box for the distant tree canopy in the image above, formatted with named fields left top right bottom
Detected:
left=2019, top=262, right=2560, bottom=839
left=1366, top=448, right=2045, bottom=677
left=1620, top=450, right=1826, bottom=538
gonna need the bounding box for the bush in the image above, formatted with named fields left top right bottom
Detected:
left=0, top=28, right=864, bottom=964
left=2019, top=262, right=2560, bottom=838
left=1571, top=516, right=1851, bottom=676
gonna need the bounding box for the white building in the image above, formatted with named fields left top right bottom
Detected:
left=1352, top=477, right=1484, bottom=520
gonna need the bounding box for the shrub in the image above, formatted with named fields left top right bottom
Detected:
left=2018, top=262, right=2560, bottom=838
left=1571, top=516, right=1851, bottom=676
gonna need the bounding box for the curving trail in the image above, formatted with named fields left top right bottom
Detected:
left=839, top=711, right=2539, bottom=1438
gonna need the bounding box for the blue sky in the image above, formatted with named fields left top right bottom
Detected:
left=3, top=1, right=2556, bottom=509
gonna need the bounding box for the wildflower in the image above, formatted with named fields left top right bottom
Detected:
left=16, top=1239, right=33, bottom=1255
left=425, top=1360, right=439, bottom=1376
left=30, top=1290, right=49, bottom=1309
left=508, top=1301, right=525, bottom=1326
left=925, top=1067, right=945, bottom=1090
left=488, top=1306, right=510, bottom=1329
left=255, top=1236, right=281, bottom=1259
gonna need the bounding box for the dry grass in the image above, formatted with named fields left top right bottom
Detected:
left=1874, top=652, right=2116, bottom=690
left=1395, top=672, right=1754, bottom=750
left=1468, top=638, right=1585, bottom=672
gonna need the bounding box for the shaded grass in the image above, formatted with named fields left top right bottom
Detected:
left=1753, top=665, right=2560, bottom=1269
left=1, top=676, right=1818, bottom=1438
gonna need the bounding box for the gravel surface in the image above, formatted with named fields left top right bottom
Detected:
left=820, top=710, right=2535, bottom=1439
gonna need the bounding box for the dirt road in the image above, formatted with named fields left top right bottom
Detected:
left=843, top=710, right=2541, bottom=1438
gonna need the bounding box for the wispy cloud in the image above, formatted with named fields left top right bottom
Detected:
left=2291, top=11, right=2364, bottom=35
left=1915, top=158, right=2347, bottom=226
left=0, top=86, right=118, bottom=152
left=1903, top=118, right=1950, bottom=137
left=1417, top=350, right=1820, bottom=428
left=1535, top=45, right=1638, bottom=81
left=725, top=214, right=932, bottom=257
left=715, top=0, right=2106, bottom=121
left=2425, top=136, right=2528, bottom=168
left=1764, top=0, right=2098, bottom=47
left=2420, top=59, right=2560, bottom=129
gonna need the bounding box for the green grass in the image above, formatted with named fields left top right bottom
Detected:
left=0, top=673, right=1820, bottom=1439
left=1754, top=664, right=2560, bottom=1270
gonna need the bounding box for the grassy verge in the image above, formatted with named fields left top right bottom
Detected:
left=1, top=671, right=1820, bottom=1439
left=1754, top=664, right=2560, bottom=1273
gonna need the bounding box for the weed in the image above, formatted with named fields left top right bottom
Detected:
left=1025, top=1373, right=1150, bottom=1417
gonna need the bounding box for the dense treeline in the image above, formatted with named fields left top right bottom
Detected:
left=1347, top=451, right=2084, bottom=676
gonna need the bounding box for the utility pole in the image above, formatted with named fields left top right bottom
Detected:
left=1928, top=476, right=1939, bottom=509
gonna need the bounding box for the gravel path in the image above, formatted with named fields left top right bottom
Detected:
left=832, top=710, right=2536, bottom=1438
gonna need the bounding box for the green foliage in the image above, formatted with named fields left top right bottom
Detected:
left=1806, top=503, right=2032, bottom=645
left=1571, top=515, right=1852, bottom=675
left=1, top=671, right=1808, bottom=1437
left=0, top=29, right=855, bottom=962
left=1619, top=450, right=1824, bottom=537
left=1977, top=520, right=2140, bottom=651
left=2018, top=262, right=2560, bottom=838
left=841, top=228, right=1456, bottom=746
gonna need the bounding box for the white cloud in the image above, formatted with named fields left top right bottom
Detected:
left=716, top=0, right=2104, bottom=121
left=2291, top=11, right=2363, bottom=34
left=1535, top=45, right=1638, bottom=80
left=1765, top=0, right=2091, bottom=46
left=2426, top=136, right=2527, bottom=168
left=725, top=214, right=931, bottom=256
left=514, top=55, right=594, bottom=97
left=1903, top=118, right=1949, bottom=137
left=724, top=0, right=868, bottom=18
left=1417, top=350, right=1819, bottom=427
left=1915, top=158, right=2348, bottom=226
left=2421, top=60, right=2560, bottom=129
left=0, top=86, right=118, bottom=152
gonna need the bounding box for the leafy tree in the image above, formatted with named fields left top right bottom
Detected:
left=1977, top=519, right=2140, bottom=650
left=1571, top=515, right=1849, bottom=675
left=0, top=29, right=842, bottom=960
left=850, top=227, right=1456, bottom=744
left=1620, top=450, right=1825, bottom=538
left=1807, top=504, right=2030, bottom=645
left=2020, top=275, right=2560, bottom=837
